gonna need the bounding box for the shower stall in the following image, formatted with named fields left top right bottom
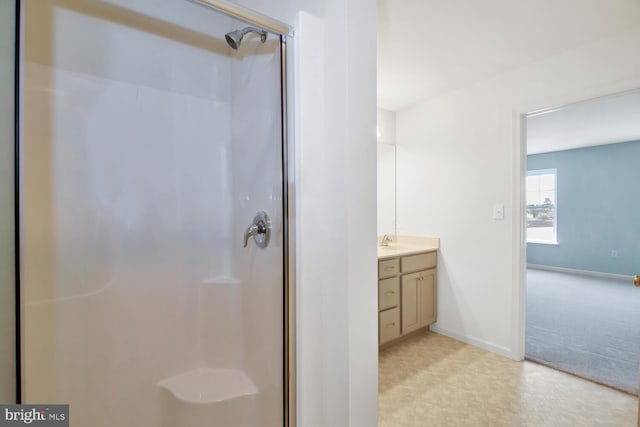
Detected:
left=18, top=0, right=293, bottom=425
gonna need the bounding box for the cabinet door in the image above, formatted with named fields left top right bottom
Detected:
left=420, top=269, right=437, bottom=326
left=401, top=272, right=421, bottom=334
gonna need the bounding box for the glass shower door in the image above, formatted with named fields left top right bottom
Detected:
left=20, top=1, right=286, bottom=426
left=0, top=0, right=17, bottom=404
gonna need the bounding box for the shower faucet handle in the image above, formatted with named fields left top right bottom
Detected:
left=243, top=224, right=260, bottom=248
left=243, top=211, right=271, bottom=249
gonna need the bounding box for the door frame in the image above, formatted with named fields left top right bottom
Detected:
left=511, top=88, right=640, bottom=362
left=511, top=107, right=528, bottom=361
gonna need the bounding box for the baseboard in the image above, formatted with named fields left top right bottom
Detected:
left=527, top=264, right=634, bottom=281
left=429, top=325, right=515, bottom=360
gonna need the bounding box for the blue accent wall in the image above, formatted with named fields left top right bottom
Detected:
left=527, top=140, right=640, bottom=276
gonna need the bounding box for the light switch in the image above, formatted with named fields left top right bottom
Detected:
left=493, top=203, right=504, bottom=220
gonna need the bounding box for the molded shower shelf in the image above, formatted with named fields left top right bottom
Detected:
left=158, top=368, right=258, bottom=403
left=201, top=276, right=242, bottom=286
left=158, top=369, right=258, bottom=427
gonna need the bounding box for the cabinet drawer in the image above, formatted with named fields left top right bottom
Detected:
left=379, top=307, right=400, bottom=345
left=378, top=258, right=399, bottom=278
left=378, top=277, right=399, bottom=311
left=401, top=252, right=436, bottom=272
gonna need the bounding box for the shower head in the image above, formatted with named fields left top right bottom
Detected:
left=225, top=27, right=267, bottom=50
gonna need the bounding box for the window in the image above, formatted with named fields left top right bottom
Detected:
left=526, top=169, right=557, bottom=244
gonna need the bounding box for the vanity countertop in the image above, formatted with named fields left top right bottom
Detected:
left=377, top=236, right=440, bottom=260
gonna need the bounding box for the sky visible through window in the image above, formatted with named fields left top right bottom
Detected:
left=527, top=170, right=556, bottom=243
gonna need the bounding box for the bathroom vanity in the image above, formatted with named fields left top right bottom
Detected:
left=378, top=236, right=439, bottom=348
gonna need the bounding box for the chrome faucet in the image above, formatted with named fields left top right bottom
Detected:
left=380, top=234, right=392, bottom=247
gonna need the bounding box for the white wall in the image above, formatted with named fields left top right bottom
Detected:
left=397, top=26, right=640, bottom=359
left=0, top=0, right=16, bottom=404
left=377, top=108, right=396, bottom=144
left=235, top=1, right=378, bottom=426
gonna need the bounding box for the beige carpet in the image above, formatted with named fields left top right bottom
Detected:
left=379, top=331, right=638, bottom=426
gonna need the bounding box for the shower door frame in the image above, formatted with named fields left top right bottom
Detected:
left=14, top=0, right=297, bottom=425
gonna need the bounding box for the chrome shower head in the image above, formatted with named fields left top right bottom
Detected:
left=225, top=27, right=267, bottom=50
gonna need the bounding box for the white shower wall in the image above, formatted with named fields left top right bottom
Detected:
left=22, top=1, right=284, bottom=426
left=230, top=39, right=284, bottom=426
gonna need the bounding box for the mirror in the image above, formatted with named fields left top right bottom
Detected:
left=377, top=108, right=396, bottom=238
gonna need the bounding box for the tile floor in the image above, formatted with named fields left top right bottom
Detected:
left=379, top=331, right=638, bottom=426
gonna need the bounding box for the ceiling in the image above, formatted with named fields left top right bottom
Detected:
left=377, top=0, right=640, bottom=111
left=527, top=91, right=640, bottom=154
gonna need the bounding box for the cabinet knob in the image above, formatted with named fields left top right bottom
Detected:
left=385, top=322, right=396, bottom=328
left=384, top=291, right=395, bottom=296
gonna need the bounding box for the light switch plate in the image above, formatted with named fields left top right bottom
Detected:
left=493, top=203, right=504, bottom=220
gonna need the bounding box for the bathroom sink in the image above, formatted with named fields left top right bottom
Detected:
left=379, top=244, right=410, bottom=251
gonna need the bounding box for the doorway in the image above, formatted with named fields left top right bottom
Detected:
left=519, top=90, right=640, bottom=394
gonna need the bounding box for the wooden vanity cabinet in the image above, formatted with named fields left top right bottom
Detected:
left=378, top=251, right=437, bottom=347
left=402, top=268, right=436, bottom=334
